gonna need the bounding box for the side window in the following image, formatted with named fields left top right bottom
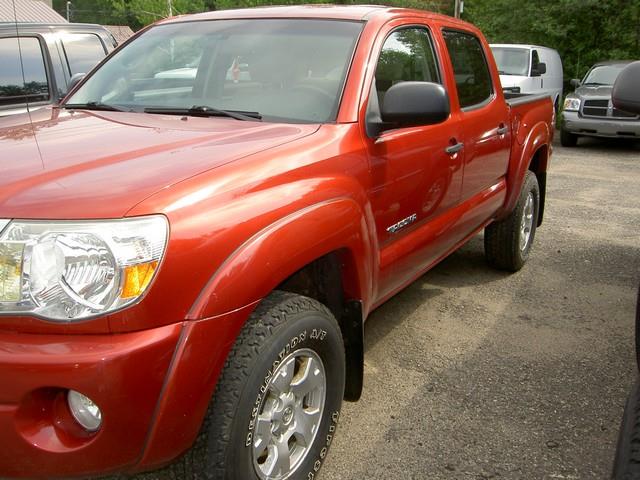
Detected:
left=61, top=33, right=107, bottom=75
left=531, top=49, right=540, bottom=74
left=374, top=27, right=441, bottom=106
left=0, top=36, right=49, bottom=107
left=443, top=30, right=492, bottom=109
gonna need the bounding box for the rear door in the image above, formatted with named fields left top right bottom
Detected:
left=442, top=29, right=510, bottom=203
left=60, top=32, right=108, bottom=77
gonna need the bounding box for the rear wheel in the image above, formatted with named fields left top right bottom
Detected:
left=560, top=128, right=578, bottom=147
left=484, top=170, right=539, bottom=272
left=174, top=291, right=345, bottom=480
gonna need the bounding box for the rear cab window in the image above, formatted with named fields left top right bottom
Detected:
left=442, top=29, right=493, bottom=109
left=0, top=36, right=50, bottom=110
left=61, top=33, right=108, bottom=76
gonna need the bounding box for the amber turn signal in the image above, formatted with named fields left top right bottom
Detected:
left=121, top=261, right=158, bottom=299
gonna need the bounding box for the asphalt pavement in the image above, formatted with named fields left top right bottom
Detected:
left=321, top=136, right=640, bottom=480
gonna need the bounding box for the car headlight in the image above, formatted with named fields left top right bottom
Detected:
left=0, top=216, right=168, bottom=321
left=563, top=97, right=581, bottom=111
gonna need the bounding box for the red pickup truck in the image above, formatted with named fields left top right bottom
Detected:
left=0, top=6, right=553, bottom=480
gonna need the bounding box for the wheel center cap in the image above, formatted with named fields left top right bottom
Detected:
left=283, top=406, right=294, bottom=425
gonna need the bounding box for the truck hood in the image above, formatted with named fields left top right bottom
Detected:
left=0, top=108, right=319, bottom=219
left=574, top=85, right=613, bottom=98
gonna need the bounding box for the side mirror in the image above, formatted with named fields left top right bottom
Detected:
left=380, top=81, right=450, bottom=130
left=612, top=61, right=640, bottom=114
left=570, top=78, right=581, bottom=88
left=532, top=62, right=546, bottom=76
left=67, top=73, right=87, bottom=94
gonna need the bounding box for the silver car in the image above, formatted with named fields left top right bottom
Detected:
left=560, top=60, right=640, bottom=146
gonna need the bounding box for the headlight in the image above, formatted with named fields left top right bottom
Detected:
left=0, top=216, right=168, bottom=321
left=563, top=97, right=581, bottom=111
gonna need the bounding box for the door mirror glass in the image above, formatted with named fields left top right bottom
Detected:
left=611, top=61, right=640, bottom=114
left=381, top=81, right=450, bottom=128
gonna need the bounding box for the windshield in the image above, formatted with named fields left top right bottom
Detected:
left=582, top=65, right=627, bottom=85
left=491, top=47, right=530, bottom=76
left=66, top=19, right=363, bottom=123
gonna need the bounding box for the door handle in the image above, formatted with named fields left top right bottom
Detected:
left=445, top=142, right=464, bottom=155
left=497, top=125, right=509, bottom=135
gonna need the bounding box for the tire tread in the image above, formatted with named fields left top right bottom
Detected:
left=159, top=291, right=337, bottom=480
left=484, top=170, right=539, bottom=272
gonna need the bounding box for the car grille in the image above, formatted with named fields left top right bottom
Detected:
left=582, top=99, right=639, bottom=119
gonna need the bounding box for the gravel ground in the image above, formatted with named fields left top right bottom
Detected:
left=320, top=136, right=640, bottom=480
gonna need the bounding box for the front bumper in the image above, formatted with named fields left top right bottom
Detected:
left=562, top=110, right=640, bottom=138
left=0, top=301, right=258, bottom=479
left=0, top=323, right=182, bottom=478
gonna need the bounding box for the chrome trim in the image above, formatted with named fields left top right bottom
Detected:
left=386, top=213, right=417, bottom=234
left=581, top=97, right=639, bottom=120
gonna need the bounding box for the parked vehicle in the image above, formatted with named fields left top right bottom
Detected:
left=560, top=60, right=640, bottom=147
left=490, top=43, right=563, bottom=111
left=0, top=6, right=554, bottom=479
left=610, top=60, right=640, bottom=480
left=0, top=22, right=117, bottom=117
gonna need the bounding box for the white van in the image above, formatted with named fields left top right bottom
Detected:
left=490, top=44, right=563, bottom=111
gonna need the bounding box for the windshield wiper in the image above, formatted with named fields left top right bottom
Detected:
left=582, top=82, right=609, bottom=86
left=144, top=105, right=262, bottom=121
left=63, top=101, right=131, bottom=112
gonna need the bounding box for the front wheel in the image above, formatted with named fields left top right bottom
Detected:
left=560, top=128, right=578, bottom=147
left=484, top=170, right=540, bottom=272
left=177, top=291, right=346, bottom=480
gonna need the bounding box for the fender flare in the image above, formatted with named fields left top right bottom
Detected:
left=186, top=196, right=375, bottom=320
left=498, top=120, right=550, bottom=220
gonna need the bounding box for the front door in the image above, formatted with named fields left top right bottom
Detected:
left=363, top=24, right=464, bottom=301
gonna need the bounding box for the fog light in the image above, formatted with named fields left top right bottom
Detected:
left=67, top=390, right=102, bottom=432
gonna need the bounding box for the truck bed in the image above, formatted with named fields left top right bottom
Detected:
left=504, top=91, right=554, bottom=106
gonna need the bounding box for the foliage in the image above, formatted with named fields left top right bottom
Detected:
left=464, top=0, right=640, bottom=82
left=54, top=0, right=450, bottom=29
left=52, top=0, right=640, bottom=88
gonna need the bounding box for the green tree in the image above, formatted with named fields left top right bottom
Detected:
left=465, top=0, right=640, bottom=82
left=56, top=0, right=453, bottom=28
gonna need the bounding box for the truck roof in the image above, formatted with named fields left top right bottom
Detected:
left=490, top=43, right=558, bottom=52
left=592, top=60, right=633, bottom=67
left=159, top=5, right=460, bottom=24
left=0, top=22, right=108, bottom=32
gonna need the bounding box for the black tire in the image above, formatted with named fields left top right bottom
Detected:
left=175, top=291, right=345, bottom=480
left=484, top=170, right=539, bottom=272
left=612, top=377, right=640, bottom=480
left=560, top=128, right=578, bottom=147
left=634, top=285, right=639, bottom=372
